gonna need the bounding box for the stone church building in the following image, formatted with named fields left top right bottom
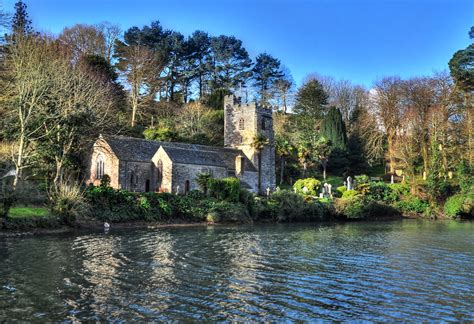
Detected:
left=87, top=95, right=275, bottom=194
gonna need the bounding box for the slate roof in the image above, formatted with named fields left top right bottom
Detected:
left=101, top=135, right=257, bottom=172
left=102, top=135, right=162, bottom=162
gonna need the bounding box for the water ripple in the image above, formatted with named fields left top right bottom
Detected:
left=0, top=220, right=473, bottom=321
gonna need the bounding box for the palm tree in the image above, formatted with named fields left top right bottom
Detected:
left=276, top=137, right=294, bottom=185
left=297, top=142, right=312, bottom=178
left=251, top=134, right=269, bottom=193
left=314, top=137, right=332, bottom=181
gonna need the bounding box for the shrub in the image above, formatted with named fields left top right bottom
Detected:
left=208, top=177, right=240, bottom=202
left=342, top=189, right=359, bottom=199
left=334, top=196, right=365, bottom=219
left=444, top=192, right=474, bottom=218
left=333, top=185, right=347, bottom=198
left=293, top=178, right=321, bottom=196
left=209, top=201, right=251, bottom=223
left=367, top=182, right=397, bottom=203
left=271, top=189, right=306, bottom=221
left=48, top=181, right=90, bottom=226
left=354, top=174, right=370, bottom=185
left=388, top=183, right=411, bottom=196
left=395, top=196, right=429, bottom=214
left=457, top=160, right=473, bottom=193
left=335, top=196, right=399, bottom=219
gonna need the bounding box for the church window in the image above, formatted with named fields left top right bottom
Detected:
left=96, top=154, right=105, bottom=179
left=157, top=160, right=163, bottom=186
left=239, top=118, right=245, bottom=130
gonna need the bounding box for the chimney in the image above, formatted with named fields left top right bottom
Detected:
left=235, top=155, right=245, bottom=177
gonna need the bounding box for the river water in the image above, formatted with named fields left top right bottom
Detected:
left=0, top=220, right=473, bottom=321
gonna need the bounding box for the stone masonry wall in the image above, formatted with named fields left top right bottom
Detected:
left=224, top=95, right=276, bottom=193
left=118, top=160, right=155, bottom=192
left=88, top=140, right=120, bottom=188
left=172, top=163, right=227, bottom=194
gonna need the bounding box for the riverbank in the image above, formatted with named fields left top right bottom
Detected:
left=2, top=177, right=472, bottom=234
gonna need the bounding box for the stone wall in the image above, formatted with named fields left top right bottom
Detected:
left=118, top=160, right=155, bottom=192
left=151, top=148, right=173, bottom=193
left=224, top=95, right=276, bottom=193
left=88, top=140, right=120, bottom=188
left=172, top=163, right=227, bottom=194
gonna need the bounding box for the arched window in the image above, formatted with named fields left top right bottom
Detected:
left=96, top=154, right=105, bottom=179
left=239, top=118, right=245, bottom=130
left=261, top=118, right=266, bottom=130
left=157, top=160, right=163, bottom=187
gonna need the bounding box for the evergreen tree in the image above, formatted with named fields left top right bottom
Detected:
left=252, top=53, right=283, bottom=105
left=426, top=140, right=448, bottom=203
left=12, top=1, right=33, bottom=36
left=294, top=78, right=328, bottom=119
left=320, top=106, right=348, bottom=150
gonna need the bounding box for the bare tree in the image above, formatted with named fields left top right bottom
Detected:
left=372, top=77, right=404, bottom=174
left=115, top=42, right=157, bottom=127
left=96, top=22, right=121, bottom=63
left=0, top=35, right=54, bottom=187
left=44, top=46, right=115, bottom=183
left=59, top=23, right=106, bottom=61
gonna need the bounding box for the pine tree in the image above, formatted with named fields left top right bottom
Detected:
left=12, top=1, right=33, bottom=36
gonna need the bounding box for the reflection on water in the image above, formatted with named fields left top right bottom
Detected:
left=0, top=220, right=473, bottom=321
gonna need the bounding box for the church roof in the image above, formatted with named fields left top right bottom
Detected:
left=102, top=135, right=163, bottom=162
left=101, top=135, right=257, bottom=172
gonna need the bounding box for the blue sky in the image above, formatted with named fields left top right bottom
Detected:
left=3, top=0, right=473, bottom=88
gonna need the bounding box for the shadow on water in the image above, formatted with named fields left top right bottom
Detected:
left=0, top=219, right=473, bottom=321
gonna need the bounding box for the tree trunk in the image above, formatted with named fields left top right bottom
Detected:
left=13, top=132, right=25, bottom=189
left=322, top=160, right=327, bottom=181
left=421, top=142, right=429, bottom=176
left=387, top=134, right=395, bottom=174
left=280, top=157, right=285, bottom=185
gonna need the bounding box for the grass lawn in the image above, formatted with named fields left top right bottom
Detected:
left=7, top=207, right=50, bottom=218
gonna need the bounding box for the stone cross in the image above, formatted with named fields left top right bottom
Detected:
left=266, top=187, right=271, bottom=196
left=391, top=174, right=394, bottom=184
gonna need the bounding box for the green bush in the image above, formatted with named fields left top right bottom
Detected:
left=388, top=183, right=411, bottom=196
left=254, top=190, right=326, bottom=222
left=334, top=196, right=365, bottom=219
left=209, top=201, right=251, bottom=223
left=293, top=178, right=321, bottom=196
left=208, top=177, right=240, bottom=202
left=354, top=174, right=370, bottom=185
left=333, top=185, right=347, bottom=198
left=367, top=182, right=397, bottom=203
left=444, top=192, right=474, bottom=218
left=335, top=196, right=399, bottom=219
left=395, top=196, right=429, bottom=214
left=342, top=189, right=359, bottom=199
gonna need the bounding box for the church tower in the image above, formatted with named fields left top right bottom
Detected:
left=224, top=95, right=276, bottom=193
